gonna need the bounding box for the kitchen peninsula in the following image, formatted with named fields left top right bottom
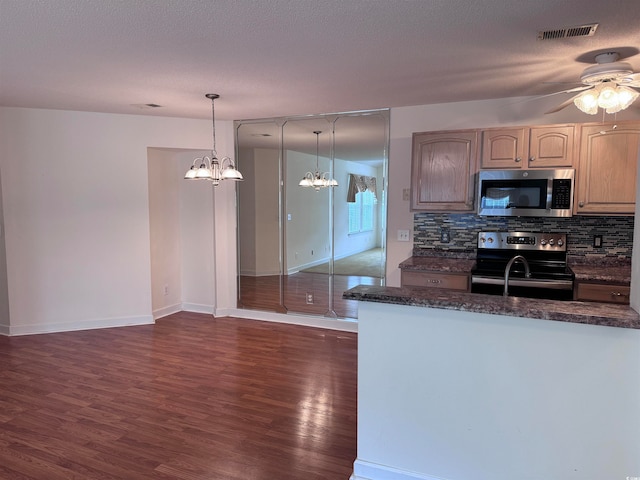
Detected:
left=346, top=286, right=640, bottom=480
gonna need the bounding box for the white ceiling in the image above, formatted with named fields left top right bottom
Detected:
left=1, top=0, right=639, bottom=121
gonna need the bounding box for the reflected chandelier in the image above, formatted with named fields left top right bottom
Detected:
left=298, top=130, right=338, bottom=190
left=184, top=94, right=243, bottom=185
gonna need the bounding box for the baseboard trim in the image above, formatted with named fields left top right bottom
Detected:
left=182, top=303, right=215, bottom=315
left=153, top=303, right=182, bottom=320
left=0, top=322, right=9, bottom=336
left=351, top=460, right=446, bottom=480
left=224, top=308, right=358, bottom=333
left=6, top=315, right=154, bottom=336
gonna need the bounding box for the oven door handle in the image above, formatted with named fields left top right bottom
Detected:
left=471, top=275, right=574, bottom=290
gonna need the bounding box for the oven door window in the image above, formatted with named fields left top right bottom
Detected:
left=480, top=180, right=547, bottom=210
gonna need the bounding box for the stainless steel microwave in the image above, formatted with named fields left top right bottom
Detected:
left=477, top=169, right=574, bottom=217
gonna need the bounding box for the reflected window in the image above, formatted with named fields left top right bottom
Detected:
left=348, top=190, right=375, bottom=234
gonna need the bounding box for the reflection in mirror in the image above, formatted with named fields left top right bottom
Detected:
left=235, top=109, right=389, bottom=320
left=236, top=121, right=283, bottom=312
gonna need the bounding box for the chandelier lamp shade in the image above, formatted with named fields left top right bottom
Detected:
left=573, top=83, right=639, bottom=115
left=298, top=131, right=338, bottom=190
left=184, top=94, right=243, bottom=185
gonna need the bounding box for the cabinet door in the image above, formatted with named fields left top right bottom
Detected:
left=575, top=122, right=640, bottom=215
left=411, top=130, right=478, bottom=211
left=481, top=128, right=527, bottom=168
left=529, top=125, right=575, bottom=168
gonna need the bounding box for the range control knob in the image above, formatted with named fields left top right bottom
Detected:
left=548, top=239, right=555, bottom=246
left=557, top=239, right=564, bottom=247
left=487, top=237, right=494, bottom=243
left=540, top=239, right=547, bottom=246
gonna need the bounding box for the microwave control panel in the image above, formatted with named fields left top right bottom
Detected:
left=550, top=179, right=573, bottom=209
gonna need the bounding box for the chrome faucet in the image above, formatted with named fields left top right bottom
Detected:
left=503, top=255, right=531, bottom=297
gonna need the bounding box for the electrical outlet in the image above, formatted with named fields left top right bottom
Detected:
left=163, top=284, right=169, bottom=296
left=402, top=188, right=410, bottom=201
left=397, top=229, right=410, bottom=242
left=306, top=292, right=314, bottom=304
left=593, top=235, right=603, bottom=248
left=440, top=228, right=451, bottom=243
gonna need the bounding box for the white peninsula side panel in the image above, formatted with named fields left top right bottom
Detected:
left=352, top=301, right=640, bottom=480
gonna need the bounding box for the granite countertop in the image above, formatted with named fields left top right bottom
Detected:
left=400, top=255, right=633, bottom=284
left=399, top=256, right=475, bottom=274
left=344, top=285, right=640, bottom=330
left=568, top=257, right=632, bottom=284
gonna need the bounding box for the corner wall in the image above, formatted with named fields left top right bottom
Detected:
left=0, top=107, right=235, bottom=335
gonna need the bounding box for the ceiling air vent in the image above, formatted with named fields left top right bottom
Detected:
left=537, top=23, right=598, bottom=40
left=130, top=103, right=164, bottom=109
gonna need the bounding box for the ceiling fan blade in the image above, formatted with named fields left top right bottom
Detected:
left=545, top=92, right=583, bottom=114
left=537, top=84, right=592, bottom=100
left=619, top=73, right=640, bottom=87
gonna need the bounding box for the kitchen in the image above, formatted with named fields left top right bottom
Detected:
left=347, top=112, right=640, bottom=478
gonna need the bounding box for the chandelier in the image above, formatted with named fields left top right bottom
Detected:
left=184, top=94, right=243, bottom=185
left=573, top=83, right=639, bottom=115
left=298, top=131, right=338, bottom=190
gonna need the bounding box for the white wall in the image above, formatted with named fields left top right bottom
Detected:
left=354, top=301, right=640, bottom=480
left=386, top=95, right=640, bottom=287
left=0, top=106, right=236, bottom=335
left=238, top=147, right=280, bottom=276
left=177, top=150, right=218, bottom=314
left=148, top=148, right=183, bottom=317
left=0, top=164, right=9, bottom=334
left=148, top=148, right=218, bottom=318
left=285, top=150, right=331, bottom=272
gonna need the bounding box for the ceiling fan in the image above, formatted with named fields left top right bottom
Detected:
left=546, top=52, right=640, bottom=114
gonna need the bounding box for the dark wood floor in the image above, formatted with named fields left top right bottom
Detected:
left=239, top=272, right=382, bottom=318
left=0, top=312, right=358, bottom=479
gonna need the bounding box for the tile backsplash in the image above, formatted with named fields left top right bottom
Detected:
left=413, top=213, right=634, bottom=259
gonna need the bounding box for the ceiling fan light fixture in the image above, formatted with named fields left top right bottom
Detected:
left=574, top=88, right=600, bottom=115
left=616, top=86, right=640, bottom=110
left=597, top=83, right=620, bottom=109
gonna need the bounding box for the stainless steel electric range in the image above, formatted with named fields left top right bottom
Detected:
left=470, top=231, right=575, bottom=300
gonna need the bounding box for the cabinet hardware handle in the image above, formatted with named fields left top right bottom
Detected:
left=611, top=292, right=629, bottom=297
left=529, top=156, right=535, bottom=162
left=578, top=201, right=584, bottom=207
left=430, top=279, right=441, bottom=284
left=514, top=157, right=522, bottom=162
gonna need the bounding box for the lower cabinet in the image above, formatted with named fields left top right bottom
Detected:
left=401, top=270, right=470, bottom=291
left=574, top=282, right=630, bottom=304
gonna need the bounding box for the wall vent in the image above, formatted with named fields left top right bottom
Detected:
left=537, top=23, right=598, bottom=40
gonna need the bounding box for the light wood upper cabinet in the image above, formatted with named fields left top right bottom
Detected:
left=481, top=125, right=575, bottom=169
left=575, top=121, right=640, bottom=215
left=481, top=127, right=527, bottom=168
left=410, top=130, right=478, bottom=212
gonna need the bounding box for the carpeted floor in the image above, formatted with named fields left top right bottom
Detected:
left=299, top=248, right=384, bottom=277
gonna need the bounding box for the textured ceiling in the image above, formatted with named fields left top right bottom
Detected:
left=1, top=0, right=639, bottom=121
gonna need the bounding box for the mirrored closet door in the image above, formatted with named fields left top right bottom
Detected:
left=235, top=109, right=389, bottom=319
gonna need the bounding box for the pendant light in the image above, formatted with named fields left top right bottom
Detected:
left=184, top=94, right=243, bottom=185
left=298, top=130, right=338, bottom=191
